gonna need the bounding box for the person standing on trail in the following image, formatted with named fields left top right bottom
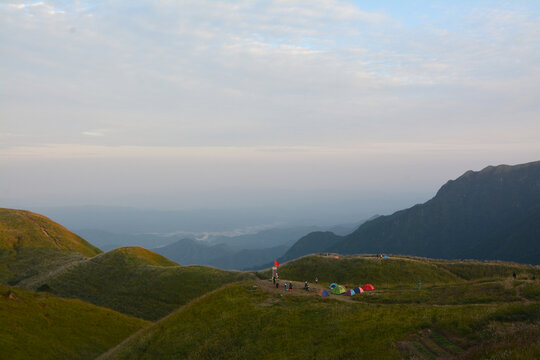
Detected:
left=289, top=282, right=293, bottom=291
left=304, top=281, right=308, bottom=290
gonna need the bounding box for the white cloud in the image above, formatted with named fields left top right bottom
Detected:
left=0, top=1, right=538, bottom=209
left=82, top=129, right=108, bottom=137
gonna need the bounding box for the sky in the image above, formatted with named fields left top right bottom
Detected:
left=1, top=0, right=539, bottom=222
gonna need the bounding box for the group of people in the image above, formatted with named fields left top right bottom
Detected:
left=273, top=279, right=294, bottom=291
left=272, top=275, right=320, bottom=293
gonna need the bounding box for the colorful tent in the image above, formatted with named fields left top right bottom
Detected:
left=318, top=289, right=329, bottom=297
left=329, top=283, right=338, bottom=289
left=330, top=285, right=346, bottom=295
left=362, top=284, right=375, bottom=291
left=345, top=289, right=356, bottom=296
left=353, top=287, right=363, bottom=294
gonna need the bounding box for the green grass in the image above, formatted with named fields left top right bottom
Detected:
left=259, top=255, right=461, bottom=287
left=38, top=247, right=253, bottom=320
left=352, top=280, right=520, bottom=305
left=432, top=261, right=540, bottom=280
left=521, top=281, right=540, bottom=300
left=259, top=255, right=540, bottom=289
left=0, top=208, right=101, bottom=257
left=100, top=281, right=540, bottom=360
left=0, top=284, right=149, bottom=360
left=0, top=247, right=86, bottom=285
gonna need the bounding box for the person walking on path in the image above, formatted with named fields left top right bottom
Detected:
left=289, top=282, right=293, bottom=291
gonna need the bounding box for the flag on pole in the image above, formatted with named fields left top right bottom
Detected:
left=274, top=260, right=280, bottom=267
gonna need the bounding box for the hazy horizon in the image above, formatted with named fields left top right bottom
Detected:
left=1, top=1, right=539, bottom=220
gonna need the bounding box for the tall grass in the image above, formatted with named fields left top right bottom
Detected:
left=0, top=284, right=149, bottom=360
left=101, top=281, right=539, bottom=360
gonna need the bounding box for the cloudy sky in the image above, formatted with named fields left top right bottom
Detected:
left=1, top=0, right=539, bottom=219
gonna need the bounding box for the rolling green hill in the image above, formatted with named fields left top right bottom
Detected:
left=259, top=254, right=540, bottom=287
left=0, top=284, right=149, bottom=360
left=0, top=208, right=102, bottom=285
left=99, top=280, right=540, bottom=360
left=34, top=246, right=252, bottom=320
left=0, top=208, right=101, bottom=256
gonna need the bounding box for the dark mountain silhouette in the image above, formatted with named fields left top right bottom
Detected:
left=282, top=161, right=540, bottom=265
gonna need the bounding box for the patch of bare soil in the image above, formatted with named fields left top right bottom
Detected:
left=256, top=278, right=357, bottom=303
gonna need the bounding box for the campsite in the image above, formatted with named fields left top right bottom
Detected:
left=100, top=254, right=540, bottom=360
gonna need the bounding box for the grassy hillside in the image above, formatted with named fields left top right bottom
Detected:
left=0, top=208, right=101, bottom=257
left=0, top=208, right=103, bottom=286
left=0, top=284, right=149, bottom=360
left=258, top=254, right=540, bottom=288
left=110, top=246, right=179, bottom=267
left=36, top=247, right=252, bottom=320
left=100, top=281, right=540, bottom=359
left=0, top=247, right=86, bottom=286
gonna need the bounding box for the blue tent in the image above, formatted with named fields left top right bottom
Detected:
left=318, top=289, right=329, bottom=297
left=384, top=255, right=389, bottom=259
left=329, top=283, right=338, bottom=289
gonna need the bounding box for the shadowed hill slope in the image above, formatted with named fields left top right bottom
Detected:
left=34, top=246, right=252, bottom=320
left=0, top=284, right=149, bottom=360
left=332, top=161, right=540, bottom=264
left=282, top=161, right=540, bottom=264
left=279, top=231, right=342, bottom=262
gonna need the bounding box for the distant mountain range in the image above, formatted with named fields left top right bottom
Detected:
left=151, top=238, right=290, bottom=270
left=281, top=161, right=540, bottom=265
left=76, top=223, right=361, bottom=270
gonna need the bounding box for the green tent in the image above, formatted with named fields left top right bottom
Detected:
left=330, top=285, right=346, bottom=295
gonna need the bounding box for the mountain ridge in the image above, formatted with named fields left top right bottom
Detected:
left=282, top=160, right=540, bottom=264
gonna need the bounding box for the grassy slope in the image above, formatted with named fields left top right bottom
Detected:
left=0, top=284, right=149, bottom=360
left=101, top=281, right=540, bottom=360
left=39, top=247, right=252, bottom=320
left=431, top=260, right=539, bottom=280
left=0, top=247, right=86, bottom=285
left=0, top=208, right=102, bottom=285
left=258, top=255, right=540, bottom=287
left=0, top=208, right=101, bottom=257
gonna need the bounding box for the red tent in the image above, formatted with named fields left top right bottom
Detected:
left=362, top=284, right=375, bottom=291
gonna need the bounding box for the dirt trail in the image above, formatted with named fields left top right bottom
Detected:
left=256, top=279, right=358, bottom=303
